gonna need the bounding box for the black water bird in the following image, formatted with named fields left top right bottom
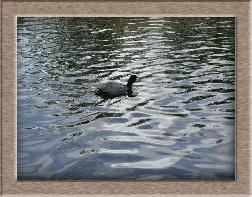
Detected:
left=96, top=75, right=137, bottom=98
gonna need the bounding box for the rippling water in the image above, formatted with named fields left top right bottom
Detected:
left=17, top=17, right=235, bottom=180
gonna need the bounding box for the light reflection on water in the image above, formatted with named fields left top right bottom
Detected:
left=17, top=17, right=235, bottom=180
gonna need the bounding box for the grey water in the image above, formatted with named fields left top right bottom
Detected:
left=17, top=17, right=235, bottom=180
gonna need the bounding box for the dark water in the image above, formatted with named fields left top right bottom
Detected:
left=17, top=17, right=235, bottom=180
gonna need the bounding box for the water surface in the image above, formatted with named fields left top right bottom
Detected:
left=17, top=17, right=235, bottom=180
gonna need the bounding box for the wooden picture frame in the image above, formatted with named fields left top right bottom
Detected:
left=1, top=0, right=250, bottom=196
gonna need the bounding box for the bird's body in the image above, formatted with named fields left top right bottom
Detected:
left=96, top=75, right=137, bottom=98
left=97, top=82, right=128, bottom=97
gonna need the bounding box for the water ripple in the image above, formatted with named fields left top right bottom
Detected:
left=17, top=17, right=235, bottom=180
